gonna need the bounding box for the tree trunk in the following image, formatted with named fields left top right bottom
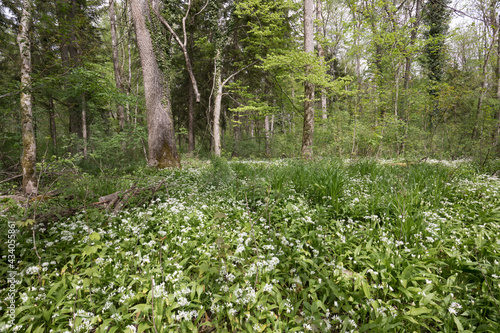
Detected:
left=82, top=93, right=88, bottom=158
left=49, top=96, right=57, bottom=154
left=497, top=15, right=500, bottom=145
left=404, top=0, right=421, bottom=91
left=316, top=0, right=327, bottom=121
left=126, top=4, right=133, bottom=124
left=130, top=0, right=181, bottom=168
left=264, top=115, right=271, bottom=157
left=188, top=82, right=195, bottom=153
left=302, top=0, right=315, bottom=158
left=232, top=107, right=241, bottom=157
left=109, top=0, right=126, bottom=130
left=212, top=51, right=223, bottom=156
left=18, top=0, right=37, bottom=195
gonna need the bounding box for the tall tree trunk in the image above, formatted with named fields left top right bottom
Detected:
left=126, top=4, right=133, bottom=124
left=187, top=27, right=196, bottom=154
left=264, top=115, right=271, bottom=157
left=18, top=0, right=37, bottom=195
left=188, top=82, right=195, bottom=153
left=57, top=0, right=82, bottom=147
left=49, top=96, right=57, bottom=154
left=232, top=109, right=241, bottom=157
left=404, top=0, right=422, bottom=91
left=82, top=93, right=88, bottom=158
left=497, top=15, right=500, bottom=145
left=109, top=0, right=126, bottom=130
left=130, top=0, right=181, bottom=168
left=475, top=26, right=498, bottom=139
left=212, top=50, right=223, bottom=157
left=302, top=0, right=315, bottom=158
left=316, top=0, right=327, bottom=121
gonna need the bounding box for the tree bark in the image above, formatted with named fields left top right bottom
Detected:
left=130, top=0, right=181, bottom=168
left=109, top=0, right=126, bottom=130
left=212, top=50, right=223, bottom=156
left=497, top=14, right=500, bottom=145
left=302, top=0, right=315, bottom=158
left=48, top=96, right=57, bottom=154
left=18, top=0, right=37, bottom=195
left=264, top=115, right=271, bottom=157
left=404, top=0, right=422, bottom=92
left=316, top=0, right=327, bottom=121
left=188, top=81, right=195, bottom=153
left=82, top=93, right=88, bottom=158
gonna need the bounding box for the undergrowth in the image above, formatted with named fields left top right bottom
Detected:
left=1, top=158, right=500, bottom=332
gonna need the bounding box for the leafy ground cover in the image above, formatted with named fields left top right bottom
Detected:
left=1, top=158, right=500, bottom=332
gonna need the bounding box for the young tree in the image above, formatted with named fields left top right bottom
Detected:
left=18, top=0, right=37, bottom=195
left=302, top=0, right=315, bottom=158
left=130, top=0, right=181, bottom=168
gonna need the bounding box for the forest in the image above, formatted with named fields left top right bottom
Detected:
left=1, top=0, right=500, bottom=332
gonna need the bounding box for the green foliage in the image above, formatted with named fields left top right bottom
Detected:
left=3, top=159, right=500, bottom=332
left=422, top=0, right=451, bottom=84
left=2, top=159, right=500, bottom=332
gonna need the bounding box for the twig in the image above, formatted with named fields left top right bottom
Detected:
left=0, top=174, right=22, bottom=184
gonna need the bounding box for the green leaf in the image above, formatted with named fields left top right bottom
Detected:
left=362, top=280, right=372, bottom=299
left=82, top=244, right=101, bottom=257
left=131, top=303, right=151, bottom=314
left=89, top=232, right=101, bottom=241
left=406, top=307, right=431, bottom=316
left=138, top=323, right=152, bottom=333
left=454, top=316, right=464, bottom=331
left=214, top=212, right=227, bottom=219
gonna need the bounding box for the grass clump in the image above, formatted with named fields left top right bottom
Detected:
left=1, top=158, right=500, bottom=332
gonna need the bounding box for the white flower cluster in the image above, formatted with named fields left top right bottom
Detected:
left=26, top=266, right=39, bottom=275
left=448, top=302, right=462, bottom=316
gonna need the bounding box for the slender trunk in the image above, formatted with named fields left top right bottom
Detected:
left=302, top=0, right=315, bottom=158
left=152, top=4, right=201, bottom=103
left=395, top=66, right=400, bottom=118
left=18, top=0, right=37, bottom=195
left=135, top=79, right=139, bottom=128
left=49, top=97, right=57, bottom=154
left=475, top=26, right=498, bottom=139
left=232, top=108, right=241, bottom=157
left=213, top=53, right=223, bottom=156
left=270, top=100, right=275, bottom=136
left=82, top=93, right=88, bottom=158
left=131, top=0, right=180, bottom=168
left=127, top=33, right=132, bottom=123
left=127, top=5, right=133, bottom=123
left=404, top=0, right=421, bottom=91
left=188, top=82, right=195, bottom=153
left=250, top=119, right=255, bottom=137
left=316, top=0, right=327, bottom=121
left=264, top=115, right=271, bottom=157
left=109, top=0, right=126, bottom=130
left=497, top=18, right=500, bottom=145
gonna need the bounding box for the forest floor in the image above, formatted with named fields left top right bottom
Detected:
left=1, top=157, right=500, bottom=332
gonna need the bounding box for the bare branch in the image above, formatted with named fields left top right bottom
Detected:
left=194, top=0, right=210, bottom=17
left=222, top=61, right=259, bottom=87
left=0, top=91, right=19, bottom=99
left=151, top=6, right=201, bottom=102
